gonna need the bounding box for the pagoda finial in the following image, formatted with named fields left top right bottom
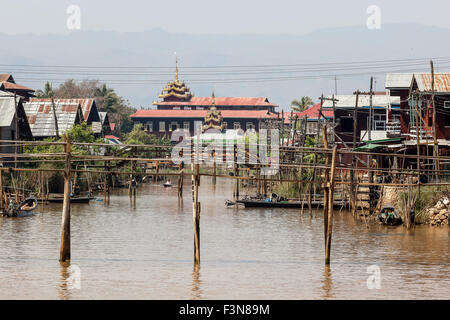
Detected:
left=211, top=90, right=216, bottom=109
left=174, top=54, right=179, bottom=82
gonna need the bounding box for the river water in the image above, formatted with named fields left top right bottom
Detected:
left=0, top=178, right=448, bottom=299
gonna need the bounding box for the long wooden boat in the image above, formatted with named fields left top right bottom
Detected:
left=234, top=199, right=344, bottom=209
left=37, top=196, right=95, bottom=203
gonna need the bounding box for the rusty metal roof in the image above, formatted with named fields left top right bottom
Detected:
left=23, top=99, right=83, bottom=138
left=29, top=98, right=98, bottom=122
left=414, top=73, right=450, bottom=92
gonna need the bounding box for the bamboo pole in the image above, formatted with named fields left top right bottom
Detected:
left=59, top=135, right=71, bottom=262
left=325, top=146, right=338, bottom=265
left=192, top=163, right=201, bottom=265
left=178, top=162, right=184, bottom=198
left=322, top=125, right=330, bottom=243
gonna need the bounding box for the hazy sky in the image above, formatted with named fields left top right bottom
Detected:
left=1, top=0, right=450, bottom=35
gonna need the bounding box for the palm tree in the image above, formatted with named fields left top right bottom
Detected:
left=35, top=81, right=53, bottom=98
left=291, top=96, right=314, bottom=112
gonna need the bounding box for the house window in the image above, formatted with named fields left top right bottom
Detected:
left=185, top=107, right=191, bottom=110
left=372, top=114, right=386, bottom=130
left=234, top=122, right=241, bottom=130
left=246, top=122, right=255, bottom=131
left=173, top=107, right=181, bottom=110
left=197, top=107, right=203, bottom=110
left=159, top=121, right=165, bottom=132
left=223, top=122, right=228, bottom=129
left=170, top=121, right=179, bottom=131
left=145, top=121, right=153, bottom=132
left=183, top=122, right=190, bottom=130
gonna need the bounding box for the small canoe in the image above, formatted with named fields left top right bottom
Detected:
left=377, top=206, right=402, bottom=226
left=3, top=196, right=38, bottom=218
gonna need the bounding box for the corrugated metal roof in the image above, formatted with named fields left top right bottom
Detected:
left=29, top=98, right=96, bottom=121
left=131, top=109, right=277, bottom=119
left=0, top=93, right=17, bottom=127
left=155, top=97, right=278, bottom=107
left=415, top=73, right=450, bottom=92
left=385, top=73, right=413, bottom=89
left=23, top=100, right=82, bottom=137
left=322, top=94, right=400, bottom=109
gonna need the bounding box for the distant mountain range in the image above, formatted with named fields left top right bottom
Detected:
left=1, top=23, right=450, bottom=110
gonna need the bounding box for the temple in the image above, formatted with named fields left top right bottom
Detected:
left=131, top=60, right=279, bottom=137
left=156, top=59, right=193, bottom=103
left=202, top=92, right=225, bottom=132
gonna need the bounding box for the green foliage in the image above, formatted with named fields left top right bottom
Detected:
left=291, top=96, right=314, bottom=112
left=399, top=186, right=450, bottom=223
left=24, top=123, right=103, bottom=159
left=37, top=80, right=137, bottom=137
left=35, top=81, right=53, bottom=98
left=124, top=124, right=171, bottom=145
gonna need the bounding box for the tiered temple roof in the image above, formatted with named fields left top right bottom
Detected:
left=202, top=92, right=224, bottom=132
left=157, top=59, right=192, bottom=102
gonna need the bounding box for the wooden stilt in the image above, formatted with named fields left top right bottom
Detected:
left=178, top=162, right=184, bottom=198
left=192, top=162, right=201, bottom=265
left=59, top=135, right=71, bottom=262
left=325, top=146, right=338, bottom=265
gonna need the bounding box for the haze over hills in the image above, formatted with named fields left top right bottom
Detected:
left=1, top=23, right=450, bottom=110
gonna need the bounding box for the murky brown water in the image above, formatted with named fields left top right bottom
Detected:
left=0, top=178, right=448, bottom=299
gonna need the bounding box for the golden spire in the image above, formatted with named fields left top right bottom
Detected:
left=174, top=56, right=179, bottom=82
left=211, top=90, right=216, bottom=109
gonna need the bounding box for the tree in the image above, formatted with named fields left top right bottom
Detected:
left=291, top=96, right=314, bottom=112
left=37, top=80, right=137, bottom=137
left=124, top=123, right=171, bottom=145
left=35, top=82, right=53, bottom=98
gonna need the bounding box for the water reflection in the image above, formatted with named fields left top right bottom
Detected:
left=191, top=264, right=202, bottom=300
left=321, top=265, right=333, bottom=299
left=58, top=261, right=72, bottom=300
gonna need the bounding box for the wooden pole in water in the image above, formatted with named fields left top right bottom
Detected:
left=59, top=135, right=71, bottom=262
left=322, top=125, right=330, bottom=242
left=178, top=162, right=184, bottom=198
left=351, top=90, right=360, bottom=216
left=212, top=159, right=216, bottom=186
left=325, top=146, right=338, bottom=265
left=192, top=163, right=201, bottom=264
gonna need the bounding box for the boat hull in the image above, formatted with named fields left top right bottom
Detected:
left=38, top=197, right=94, bottom=203
left=236, top=200, right=344, bottom=208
